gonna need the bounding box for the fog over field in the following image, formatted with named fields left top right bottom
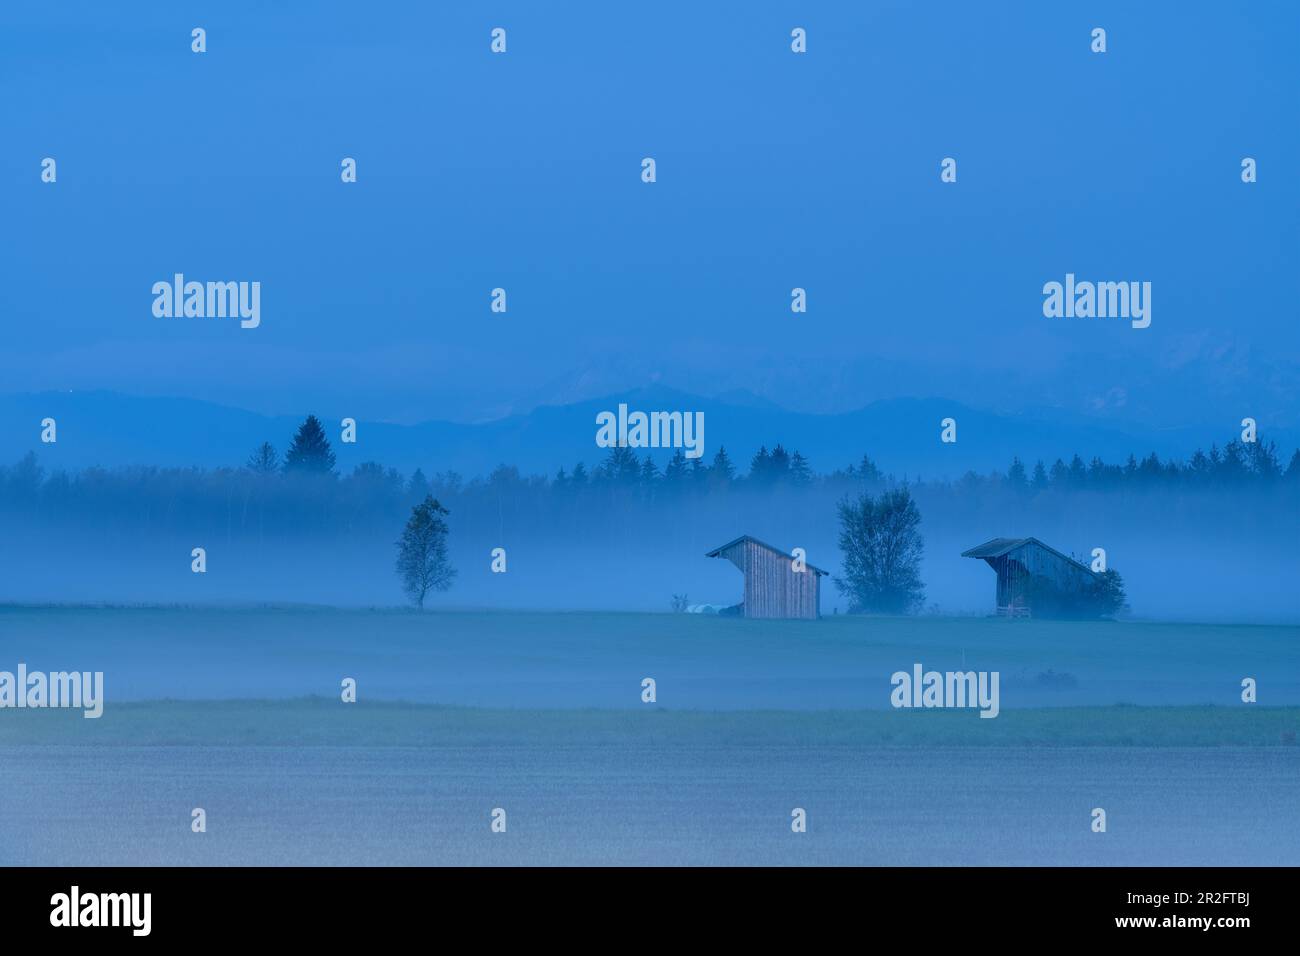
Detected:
left=2, top=607, right=1296, bottom=708
left=3, top=443, right=1296, bottom=622
left=3, top=565, right=1296, bottom=868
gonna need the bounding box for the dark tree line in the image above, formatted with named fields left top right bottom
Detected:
left=1002, top=440, right=1291, bottom=492
left=0, top=414, right=1284, bottom=616
left=1, top=416, right=1295, bottom=541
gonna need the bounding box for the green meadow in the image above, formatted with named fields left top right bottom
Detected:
left=2, top=607, right=1298, bottom=865
left=2, top=698, right=1298, bottom=748
left=0, top=605, right=1295, bottom=711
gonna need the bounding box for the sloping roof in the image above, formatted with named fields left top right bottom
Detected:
left=705, top=535, right=829, bottom=576
left=961, top=537, right=1030, bottom=559
left=961, top=536, right=1093, bottom=574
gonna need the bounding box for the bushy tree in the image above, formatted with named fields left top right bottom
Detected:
left=283, top=415, right=336, bottom=475
left=1090, top=568, right=1129, bottom=617
left=834, top=488, right=925, bottom=614
left=1025, top=567, right=1129, bottom=619
left=395, top=496, right=455, bottom=608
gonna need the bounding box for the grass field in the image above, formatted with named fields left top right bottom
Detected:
left=2, top=700, right=1297, bottom=866
left=2, top=606, right=1297, bottom=865
left=1, top=605, right=1296, bottom=708
left=2, top=698, right=1299, bottom=748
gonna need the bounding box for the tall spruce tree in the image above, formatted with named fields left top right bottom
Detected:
left=790, top=450, right=813, bottom=486
left=283, top=415, right=337, bottom=475
left=1006, top=456, right=1028, bottom=489
left=710, top=446, right=736, bottom=484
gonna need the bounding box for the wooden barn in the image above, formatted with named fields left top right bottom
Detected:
left=961, top=537, right=1096, bottom=617
left=705, top=535, right=827, bottom=620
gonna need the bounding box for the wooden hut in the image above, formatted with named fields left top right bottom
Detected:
left=705, top=535, right=827, bottom=620
left=961, top=537, right=1096, bottom=617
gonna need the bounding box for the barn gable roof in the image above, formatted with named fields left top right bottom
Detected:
left=705, top=535, right=829, bottom=576
left=961, top=536, right=1093, bottom=575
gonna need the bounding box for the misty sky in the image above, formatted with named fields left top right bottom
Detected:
left=3, top=2, right=1296, bottom=426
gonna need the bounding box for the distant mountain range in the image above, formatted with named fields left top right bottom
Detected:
left=2, top=389, right=1295, bottom=479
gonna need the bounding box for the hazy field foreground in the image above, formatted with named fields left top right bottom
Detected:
left=3, top=607, right=1295, bottom=865
left=2, top=701, right=1298, bottom=866
left=2, top=606, right=1296, bottom=708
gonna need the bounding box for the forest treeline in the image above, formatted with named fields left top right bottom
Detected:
left=2, top=414, right=1296, bottom=538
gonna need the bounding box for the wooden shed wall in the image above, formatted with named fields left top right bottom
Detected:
left=995, top=542, right=1094, bottom=608
left=1008, top=542, right=1094, bottom=592
left=719, top=539, right=820, bottom=619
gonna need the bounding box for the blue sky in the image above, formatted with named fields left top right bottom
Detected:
left=2, top=1, right=1296, bottom=426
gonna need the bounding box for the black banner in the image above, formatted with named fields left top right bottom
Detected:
left=0, top=866, right=1275, bottom=942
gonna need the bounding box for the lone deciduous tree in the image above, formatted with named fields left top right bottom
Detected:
left=834, top=487, right=925, bottom=614
left=396, top=495, right=456, bottom=608
left=283, top=415, right=336, bottom=475
left=245, top=442, right=278, bottom=474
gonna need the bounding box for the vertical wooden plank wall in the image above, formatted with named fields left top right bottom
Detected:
left=740, top=539, right=819, bottom=619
